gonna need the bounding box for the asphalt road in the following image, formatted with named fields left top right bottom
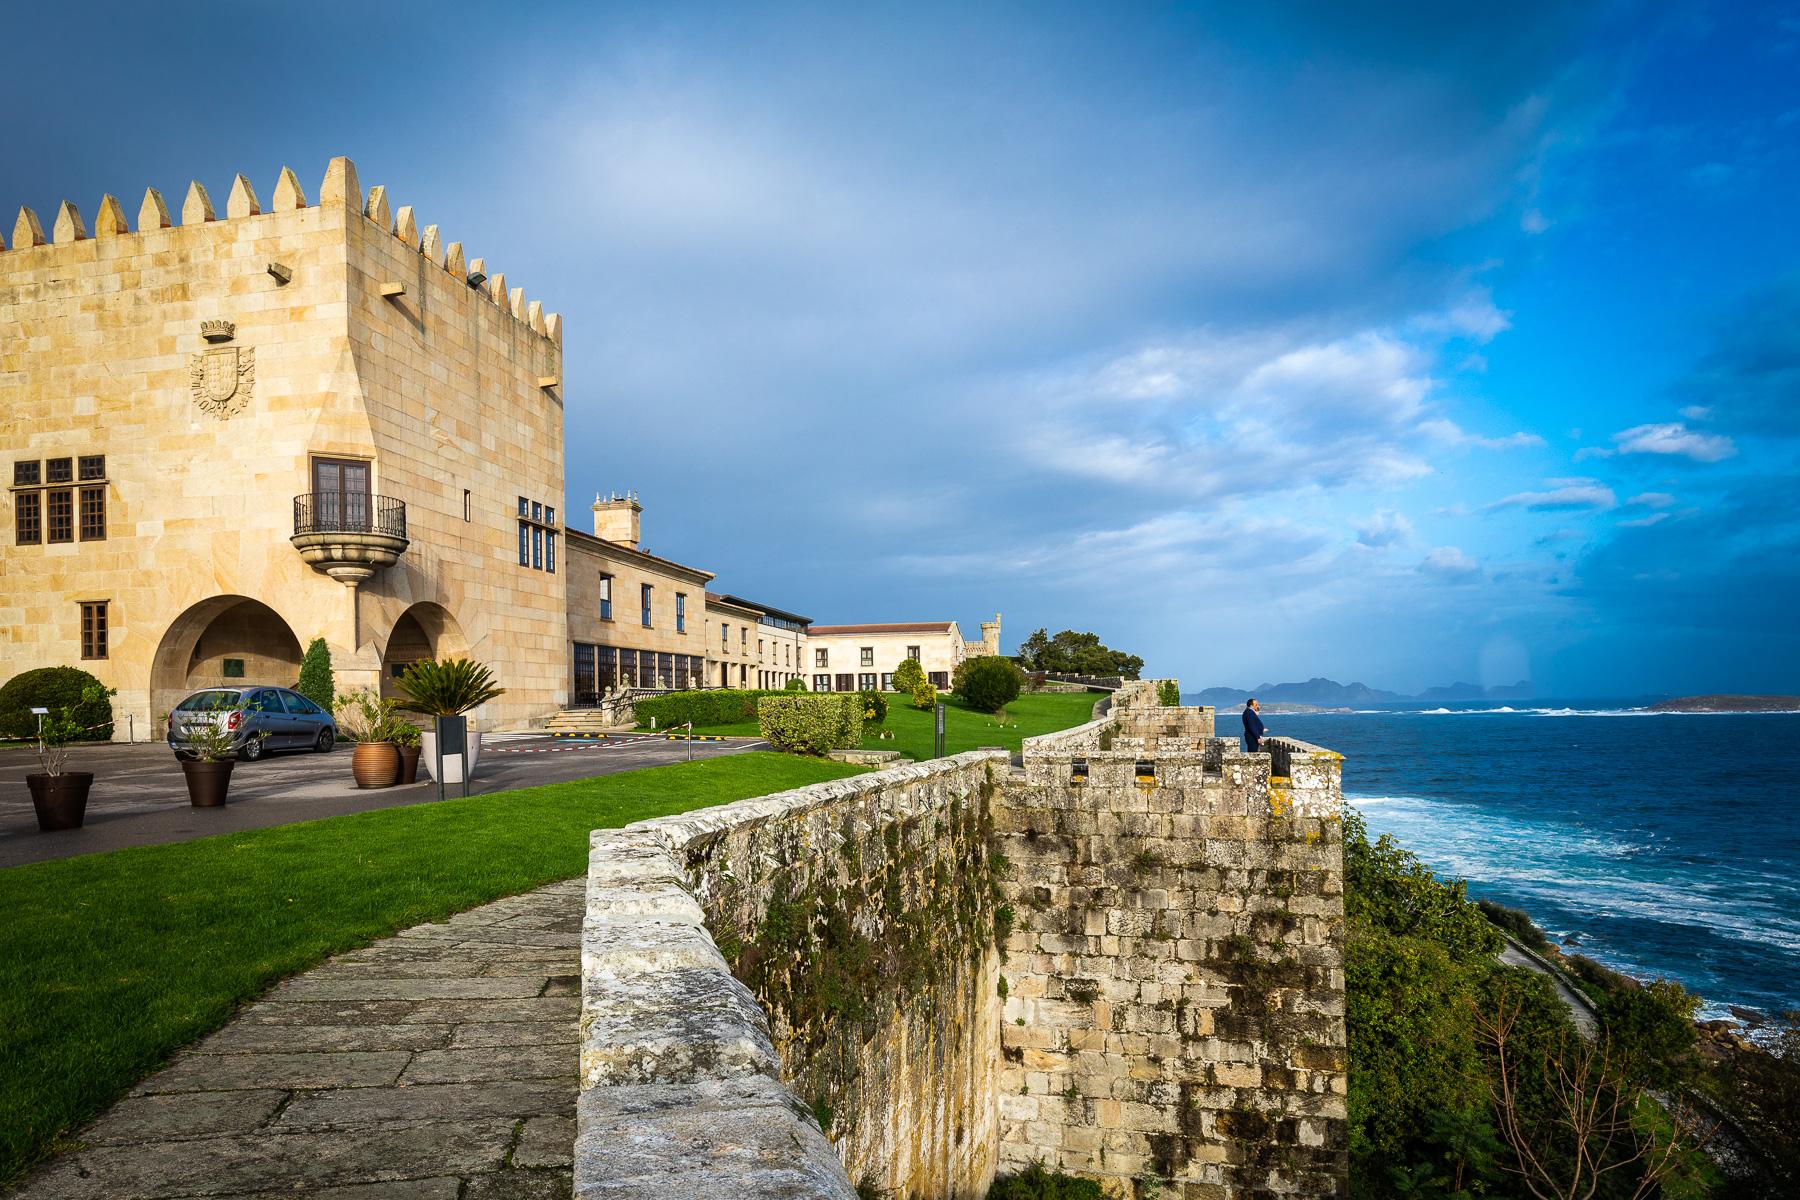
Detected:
left=0, top=733, right=764, bottom=869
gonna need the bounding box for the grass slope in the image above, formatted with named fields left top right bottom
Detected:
left=664, top=690, right=1102, bottom=759
left=0, top=751, right=863, bottom=1187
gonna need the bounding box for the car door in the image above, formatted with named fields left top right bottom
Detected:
left=244, top=689, right=291, bottom=748
left=277, top=689, right=322, bottom=744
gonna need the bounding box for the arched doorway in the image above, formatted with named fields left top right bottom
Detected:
left=380, top=602, right=469, bottom=698
left=151, top=596, right=305, bottom=719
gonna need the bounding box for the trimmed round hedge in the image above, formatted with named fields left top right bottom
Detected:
left=957, top=655, right=1023, bottom=713
left=0, top=666, right=115, bottom=741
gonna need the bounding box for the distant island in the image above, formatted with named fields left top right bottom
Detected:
left=1645, top=694, right=1800, bottom=713
left=1190, top=677, right=1535, bottom=707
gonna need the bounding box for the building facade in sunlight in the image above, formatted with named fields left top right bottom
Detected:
left=0, top=158, right=998, bottom=736
left=0, top=157, right=568, bottom=735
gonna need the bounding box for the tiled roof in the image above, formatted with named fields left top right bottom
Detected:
left=808, top=622, right=954, bottom=635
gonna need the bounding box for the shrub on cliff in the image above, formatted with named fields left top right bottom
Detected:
left=757, top=694, right=863, bottom=755
left=958, top=656, right=1023, bottom=713
left=0, top=667, right=113, bottom=742
left=295, top=638, right=335, bottom=713
left=891, top=657, right=927, bottom=695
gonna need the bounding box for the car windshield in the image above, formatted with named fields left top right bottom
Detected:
left=176, top=690, right=242, bottom=712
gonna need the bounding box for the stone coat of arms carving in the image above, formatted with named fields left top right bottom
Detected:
left=190, top=345, right=255, bottom=419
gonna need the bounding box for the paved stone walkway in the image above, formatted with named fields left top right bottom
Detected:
left=16, top=881, right=585, bottom=1199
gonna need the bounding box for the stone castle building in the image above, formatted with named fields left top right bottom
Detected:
left=0, top=158, right=997, bottom=733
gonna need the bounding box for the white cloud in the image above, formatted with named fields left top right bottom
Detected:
left=1611, top=422, right=1737, bottom=462
left=1420, top=418, right=1545, bottom=449
left=1679, top=405, right=1711, bottom=421
left=1357, top=508, right=1416, bottom=548
left=1618, top=512, right=1670, bottom=528
left=1420, top=546, right=1482, bottom=578
left=1625, top=491, right=1677, bottom=509
left=1487, top=477, right=1618, bottom=512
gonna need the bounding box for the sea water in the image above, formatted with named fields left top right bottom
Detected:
left=1203, top=702, right=1800, bottom=1022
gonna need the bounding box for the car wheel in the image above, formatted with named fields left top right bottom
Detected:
left=240, top=734, right=265, bottom=762
left=315, top=727, right=335, bottom=753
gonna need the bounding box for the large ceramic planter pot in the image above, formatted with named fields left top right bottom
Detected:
left=396, top=745, right=421, bottom=785
left=181, top=760, right=234, bottom=808
left=27, top=772, right=93, bottom=831
left=350, top=741, right=401, bottom=789
left=419, top=731, right=482, bottom=784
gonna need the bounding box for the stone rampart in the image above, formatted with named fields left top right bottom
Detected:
left=578, top=682, right=1347, bottom=1199
left=578, top=751, right=1010, bottom=1199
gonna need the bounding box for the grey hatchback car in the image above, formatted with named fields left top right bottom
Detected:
left=167, top=687, right=338, bottom=761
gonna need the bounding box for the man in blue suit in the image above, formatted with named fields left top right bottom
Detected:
left=1242, top=698, right=1265, bottom=752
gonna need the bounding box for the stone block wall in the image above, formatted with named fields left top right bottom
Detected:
left=578, top=751, right=1010, bottom=1199
left=992, top=721, right=1347, bottom=1196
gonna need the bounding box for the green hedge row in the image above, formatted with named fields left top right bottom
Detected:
left=634, top=689, right=787, bottom=729
left=0, top=667, right=114, bottom=742
left=757, top=694, right=863, bottom=755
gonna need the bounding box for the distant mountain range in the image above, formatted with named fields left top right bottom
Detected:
left=1189, top=677, right=1536, bottom=706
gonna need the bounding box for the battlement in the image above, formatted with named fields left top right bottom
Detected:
left=1, top=156, right=561, bottom=347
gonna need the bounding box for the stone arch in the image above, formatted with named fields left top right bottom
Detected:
left=378, top=602, right=469, bottom=698
left=150, top=595, right=305, bottom=720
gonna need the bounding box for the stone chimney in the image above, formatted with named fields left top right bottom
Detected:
left=593, top=492, right=641, bottom=549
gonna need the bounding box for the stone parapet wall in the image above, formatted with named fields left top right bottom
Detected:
left=578, top=751, right=1010, bottom=1199
left=994, top=732, right=1347, bottom=1195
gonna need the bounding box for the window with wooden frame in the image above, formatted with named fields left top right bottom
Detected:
left=14, top=490, right=41, bottom=544
left=79, top=485, right=106, bottom=540
left=45, top=488, right=74, bottom=543
left=79, top=601, right=108, bottom=660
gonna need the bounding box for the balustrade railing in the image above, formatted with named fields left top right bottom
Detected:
left=293, top=493, right=408, bottom=539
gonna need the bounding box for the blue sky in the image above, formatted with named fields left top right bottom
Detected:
left=7, top=1, right=1797, bottom=696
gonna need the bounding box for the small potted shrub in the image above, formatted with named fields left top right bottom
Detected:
left=334, top=688, right=401, bottom=789
left=24, top=683, right=113, bottom=830
left=392, top=718, right=422, bottom=784
left=176, top=694, right=240, bottom=808
left=397, top=658, right=505, bottom=784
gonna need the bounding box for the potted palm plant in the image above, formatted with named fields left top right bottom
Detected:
left=392, top=718, right=422, bottom=784
left=176, top=694, right=240, bottom=808
left=396, top=659, right=504, bottom=784
left=25, top=683, right=113, bottom=830
left=334, top=688, right=401, bottom=789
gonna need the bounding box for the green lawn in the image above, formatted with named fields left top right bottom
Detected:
left=0, top=752, right=863, bottom=1187
left=662, top=690, right=1102, bottom=759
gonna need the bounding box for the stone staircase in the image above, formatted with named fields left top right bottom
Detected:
left=541, top=709, right=636, bottom=736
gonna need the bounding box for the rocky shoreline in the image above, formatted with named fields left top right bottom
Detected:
left=1645, top=694, right=1800, bottom=713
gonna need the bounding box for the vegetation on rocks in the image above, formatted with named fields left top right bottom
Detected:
left=986, top=1161, right=1103, bottom=1199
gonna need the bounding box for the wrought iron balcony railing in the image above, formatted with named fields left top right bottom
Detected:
left=293, top=493, right=408, bottom=539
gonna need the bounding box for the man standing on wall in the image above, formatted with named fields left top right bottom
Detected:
left=1242, top=697, right=1265, bottom=752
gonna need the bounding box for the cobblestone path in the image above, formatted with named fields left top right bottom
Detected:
left=17, top=880, right=584, bottom=1199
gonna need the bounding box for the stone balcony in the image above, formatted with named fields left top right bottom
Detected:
left=290, top=492, right=409, bottom=585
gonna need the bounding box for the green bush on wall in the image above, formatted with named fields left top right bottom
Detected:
left=634, top=689, right=785, bottom=728
left=0, top=667, right=114, bottom=742
left=757, top=694, right=863, bottom=755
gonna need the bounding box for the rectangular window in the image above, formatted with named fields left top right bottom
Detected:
left=814, top=673, right=831, bottom=692
left=599, top=573, right=613, bottom=620
left=13, top=460, right=40, bottom=486
left=676, top=592, right=687, bottom=633
left=78, top=486, right=105, bottom=541
left=545, top=531, right=556, bottom=574
left=518, top=521, right=530, bottom=566
left=881, top=672, right=893, bottom=690
left=906, top=645, right=921, bottom=660
left=545, top=505, right=556, bottom=526
left=860, top=646, right=874, bottom=667
left=740, top=628, right=747, bottom=649
left=518, top=496, right=529, bottom=516
left=532, top=526, right=543, bottom=569
left=15, top=490, right=40, bottom=544
left=641, top=583, right=653, bottom=627
left=815, top=647, right=828, bottom=667
left=45, top=488, right=73, bottom=543
left=532, top=500, right=542, bottom=522
left=46, top=457, right=73, bottom=484
left=78, top=455, right=105, bottom=481
left=758, top=638, right=764, bottom=660
left=79, top=601, right=108, bottom=660
left=722, top=622, right=729, bottom=647
left=835, top=673, right=854, bottom=693
left=858, top=673, right=877, bottom=691
left=463, top=489, right=471, bottom=521
left=929, top=671, right=949, bottom=688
